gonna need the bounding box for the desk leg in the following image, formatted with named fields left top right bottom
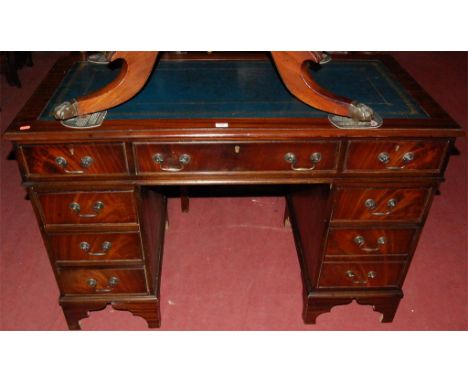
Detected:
left=112, top=299, right=161, bottom=328
left=356, top=293, right=402, bottom=323
left=303, top=291, right=403, bottom=324
left=60, top=299, right=161, bottom=329
left=283, top=203, right=291, bottom=227
left=303, top=294, right=353, bottom=324
left=61, top=300, right=108, bottom=330
left=181, top=186, right=190, bottom=212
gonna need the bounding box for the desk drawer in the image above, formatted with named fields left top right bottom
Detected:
left=344, top=140, right=448, bottom=173
left=318, top=262, right=405, bottom=288
left=49, top=232, right=142, bottom=262
left=58, top=268, right=147, bottom=295
left=37, top=190, right=137, bottom=225
left=21, top=143, right=128, bottom=177
left=326, top=228, right=416, bottom=257
left=134, top=141, right=339, bottom=173
left=332, top=187, right=431, bottom=222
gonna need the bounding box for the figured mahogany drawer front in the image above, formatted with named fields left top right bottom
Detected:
left=134, top=142, right=339, bottom=173
left=332, top=187, right=431, bottom=222
left=318, top=262, right=405, bottom=288
left=21, top=143, right=128, bottom=176
left=326, top=228, right=416, bottom=257
left=49, top=233, right=142, bottom=262
left=344, top=140, right=448, bottom=173
left=58, top=268, right=147, bottom=295
left=38, top=191, right=137, bottom=225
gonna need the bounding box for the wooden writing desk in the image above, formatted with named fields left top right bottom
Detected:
left=4, top=52, right=462, bottom=329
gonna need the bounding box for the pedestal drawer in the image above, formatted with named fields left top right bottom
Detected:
left=332, top=187, right=431, bottom=222
left=344, top=140, right=448, bottom=173
left=21, top=143, right=128, bottom=177
left=326, top=228, right=417, bottom=257
left=318, top=262, right=406, bottom=288
left=134, top=141, right=339, bottom=173
left=37, top=190, right=137, bottom=225
left=58, top=268, right=147, bottom=295
left=49, top=232, right=143, bottom=262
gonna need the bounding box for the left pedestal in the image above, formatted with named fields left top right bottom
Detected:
left=28, top=185, right=166, bottom=330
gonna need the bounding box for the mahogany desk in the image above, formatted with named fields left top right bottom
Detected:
left=4, top=53, right=463, bottom=329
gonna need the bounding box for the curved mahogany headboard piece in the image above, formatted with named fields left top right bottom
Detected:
left=271, top=51, right=374, bottom=122
left=54, top=51, right=373, bottom=122
left=54, top=51, right=159, bottom=120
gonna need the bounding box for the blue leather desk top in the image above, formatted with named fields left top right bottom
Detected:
left=40, top=59, right=428, bottom=120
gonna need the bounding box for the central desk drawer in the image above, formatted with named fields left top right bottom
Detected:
left=134, top=141, right=339, bottom=173
left=49, top=232, right=143, bottom=262
left=21, top=143, right=128, bottom=177
left=58, top=268, right=147, bottom=295
left=37, top=190, right=138, bottom=225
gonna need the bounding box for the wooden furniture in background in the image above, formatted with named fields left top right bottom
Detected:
left=0, top=52, right=33, bottom=87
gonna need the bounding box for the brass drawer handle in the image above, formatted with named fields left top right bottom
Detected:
left=284, top=152, right=321, bottom=171
left=69, top=201, right=104, bottom=218
left=55, top=155, right=94, bottom=174
left=80, top=240, right=112, bottom=256
left=364, top=198, right=398, bottom=216
left=346, top=270, right=377, bottom=284
left=378, top=151, right=414, bottom=170
left=87, top=276, right=119, bottom=293
left=152, top=153, right=191, bottom=172
left=353, top=235, right=386, bottom=252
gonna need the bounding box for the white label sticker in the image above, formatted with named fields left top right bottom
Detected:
left=215, top=122, right=229, bottom=128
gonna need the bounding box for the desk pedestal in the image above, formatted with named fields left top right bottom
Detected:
left=288, top=183, right=430, bottom=324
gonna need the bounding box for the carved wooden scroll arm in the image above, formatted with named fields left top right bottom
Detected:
left=271, top=51, right=374, bottom=122
left=54, top=51, right=159, bottom=120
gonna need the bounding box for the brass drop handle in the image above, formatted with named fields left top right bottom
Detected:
left=153, top=153, right=191, bottom=172
left=378, top=151, right=414, bottom=170
left=367, top=271, right=377, bottom=279
left=346, top=270, right=377, bottom=284
left=353, top=235, right=386, bottom=252
left=55, top=155, right=94, bottom=174
left=80, top=240, right=112, bottom=256
left=284, top=152, right=322, bottom=171
left=87, top=276, right=119, bottom=293
left=364, top=198, right=398, bottom=216
left=69, top=200, right=104, bottom=218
